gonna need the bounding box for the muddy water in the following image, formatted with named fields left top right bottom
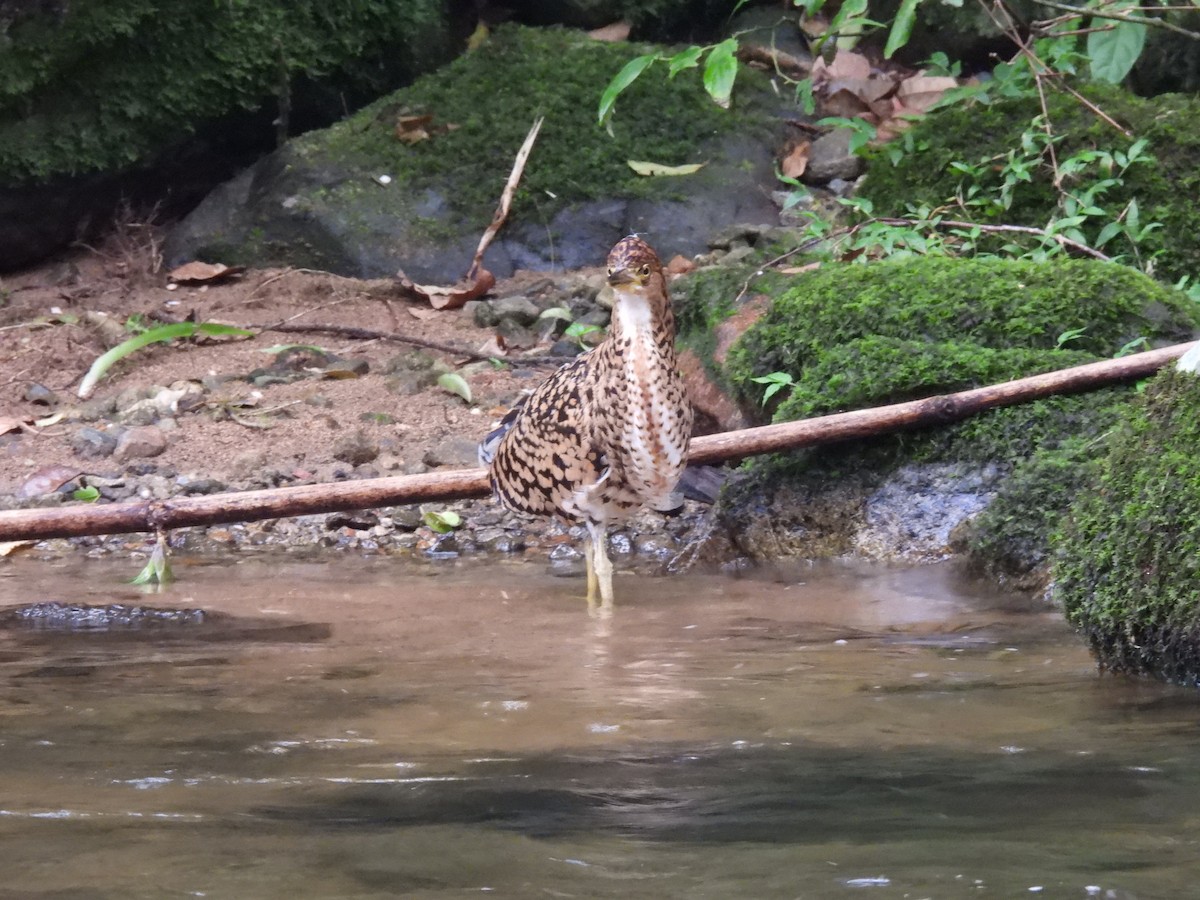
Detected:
left=0, top=557, right=1197, bottom=899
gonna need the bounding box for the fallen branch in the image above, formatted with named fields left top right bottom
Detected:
left=0, top=341, right=1193, bottom=541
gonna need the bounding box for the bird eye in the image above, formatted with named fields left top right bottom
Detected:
left=606, top=267, right=613, bottom=276
left=638, top=264, right=651, bottom=277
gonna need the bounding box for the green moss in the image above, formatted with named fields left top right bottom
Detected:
left=709, top=256, right=1198, bottom=573
left=1054, top=368, right=1200, bottom=683
left=859, top=85, right=1200, bottom=284
left=0, top=0, right=450, bottom=183
left=303, top=24, right=776, bottom=229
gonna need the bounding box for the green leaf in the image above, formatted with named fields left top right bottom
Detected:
left=423, top=509, right=462, bottom=534
left=667, top=46, right=703, bottom=78
left=131, top=534, right=174, bottom=586
left=598, top=53, right=657, bottom=125
left=702, top=39, right=739, bottom=109
left=565, top=322, right=602, bottom=342
left=77, top=321, right=253, bottom=399
left=72, top=485, right=100, bottom=502
left=537, top=306, right=573, bottom=321
left=437, top=372, right=472, bottom=403
left=1088, top=16, right=1146, bottom=84
left=626, top=160, right=707, bottom=176
left=1056, top=327, right=1088, bottom=348
left=884, top=0, right=920, bottom=58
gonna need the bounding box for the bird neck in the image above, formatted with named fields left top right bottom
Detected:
left=608, top=277, right=676, bottom=356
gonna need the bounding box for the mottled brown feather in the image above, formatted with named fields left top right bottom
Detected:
left=485, top=236, right=693, bottom=529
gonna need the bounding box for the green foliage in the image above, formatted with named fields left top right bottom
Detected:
left=1054, top=368, right=1200, bottom=684
left=859, top=85, right=1200, bottom=283
left=78, top=322, right=253, bottom=399
left=0, top=1, right=450, bottom=183
left=436, top=372, right=472, bottom=404
left=422, top=509, right=461, bottom=533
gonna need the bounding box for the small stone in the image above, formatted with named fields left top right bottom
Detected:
left=326, top=510, right=380, bottom=531
left=422, top=437, right=481, bottom=468
left=114, top=425, right=168, bottom=463
left=467, top=300, right=498, bottom=328
left=70, top=427, right=118, bottom=460
left=608, top=532, right=634, bottom=556
left=178, top=477, right=227, bottom=495
left=331, top=429, right=379, bottom=466
left=491, top=295, right=540, bottom=327
left=231, top=449, right=269, bottom=479
left=24, top=383, right=58, bottom=406
left=803, top=127, right=866, bottom=185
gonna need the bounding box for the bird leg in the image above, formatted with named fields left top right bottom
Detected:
left=585, top=520, right=614, bottom=617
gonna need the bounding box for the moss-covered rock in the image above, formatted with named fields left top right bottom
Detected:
left=1054, top=367, right=1200, bottom=684
left=165, top=24, right=784, bottom=281
left=0, top=0, right=455, bottom=270
left=859, top=85, right=1200, bottom=285
left=0, top=0, right=452, bottom=184
left=692, top=256, right=1200, bottom=569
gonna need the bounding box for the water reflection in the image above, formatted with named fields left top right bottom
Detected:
left=0, top=556, right=1195, bottom=898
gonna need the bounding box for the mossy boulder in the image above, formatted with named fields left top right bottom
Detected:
left=678, top=256, right=1200, bottom=568
left=164, top=25, right=784, bottom=282
left=858, top=85, right=1200, bottom=285
left=1054, top=367, right=1200, bottom=684
left=0, top=0, right=455, bottom=270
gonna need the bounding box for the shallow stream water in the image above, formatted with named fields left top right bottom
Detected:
left=0, top=556, right=1197, bottom=899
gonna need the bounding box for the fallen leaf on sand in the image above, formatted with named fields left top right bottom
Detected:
left=588, top=21, right=630, bottom=42
left=397, top=268, right=496, bottom=311
left=780, top=141, right=811, bottom=179
left=19, top=464, right=81, bottom=499
left=627, top=160, right=707, bottom=176
left=477, top=334, right=508, bottom=358
left=406, top=306, right=439, bottom=321
left=0, top=416, right=24, bottom=435
left=168, top=261, right=246, bottom=284
left=0, top=541, right=34, bottom=558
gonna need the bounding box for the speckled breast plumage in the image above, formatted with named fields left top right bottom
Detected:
left=482, top=237, right=693, bottom=529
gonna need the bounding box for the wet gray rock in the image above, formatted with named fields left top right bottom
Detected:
left=113, top=425, right=168, bottom=463
left=491, top=295, right=540, bottom=328
left=0, top=602, right=206, bottom=631
left=326, top=510, right=380, bottom=531
left=178, top=477, right=228, bottom=495
left=69, top=426, right=118, bottom=460
left=332, top=429, right=379, bottom=466
left=24, top=383, right=58, bottom=406
left=803, top=128, right=866, bottom=185
left=854, top=463, right=1006, bottom=561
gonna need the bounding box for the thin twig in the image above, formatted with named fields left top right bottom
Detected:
left=1032, top=0, right=1200, bottom=41
left=466, top=116, right=544, bottom=284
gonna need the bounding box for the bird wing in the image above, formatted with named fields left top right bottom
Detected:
left=486, top=353, right=607, bottom=518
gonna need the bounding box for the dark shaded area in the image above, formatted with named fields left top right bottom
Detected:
left=253, top=741, right=1182, bottom=844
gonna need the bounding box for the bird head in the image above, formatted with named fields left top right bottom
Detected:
left=606, top=235, right=663, bottom=294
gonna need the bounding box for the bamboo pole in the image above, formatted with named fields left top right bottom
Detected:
left=0, top=340, right=1194, bottom=542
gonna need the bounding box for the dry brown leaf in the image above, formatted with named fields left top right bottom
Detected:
left=588, top=21, right=631, bottom=42
left=627, top=160, right=706, bottom=177
left=820, top=87, right=872, bottom=119
left=397, top=269, right=496, bottom=311
left=19, top=464, right=81, bottom=499
left=396, top=113, right=434, bottom=144
left=780, top=141, right=811, bottom=180
left=0, top=415, right=25, bottom=435
left=896, top=74, right=959, bottom=115
left=666, top=255, right=697, bottom=276
left=0, top=541, right=34, bottom=558
left=812, top=50, right=871, bottom=87
left=168, top=261, right=246, bottom=284
left=476, top=334, right=508, bottom=358
left=778, top=262, right=822, bottom=275
left=406, top=306, right=439, bottom=321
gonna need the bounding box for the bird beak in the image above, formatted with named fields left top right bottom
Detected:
left=607, top=267, right=640, bottom=288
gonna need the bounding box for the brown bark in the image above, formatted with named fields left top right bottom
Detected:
left=1, top=341, right=1194, bottom=542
